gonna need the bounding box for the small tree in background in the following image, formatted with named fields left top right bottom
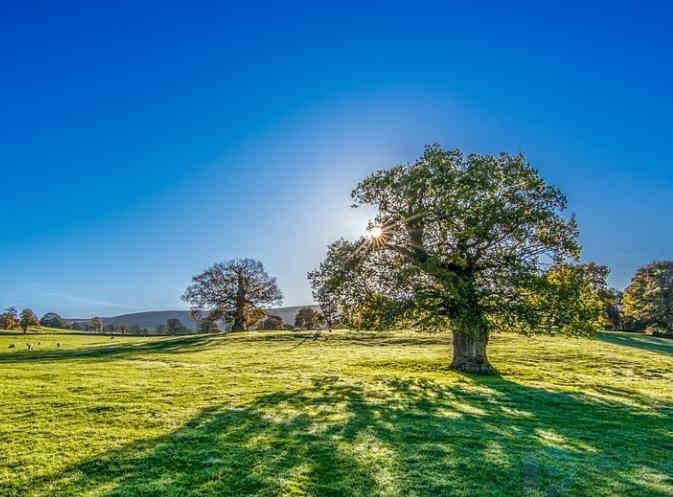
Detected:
left=166, top=318, right=188, bottom=334
left=183, top=258, right=282, bottom=331
left=40, top=312, right=68, bottom=329
left=622, top=261, right=673, bottom=336
left=90, top=317, right=104, bottom=333
left=19, top=309, right=39, bottom=333
left=198, top=320, right=221, bottom=333
left=0, top=307, right=19, bottom=330
left=294, top=307, right=321, bottom=330
left=258, top=314, right=285, bottom=330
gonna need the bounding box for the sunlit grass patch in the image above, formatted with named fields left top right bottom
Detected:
left=0, top=329, right=672, bottom=496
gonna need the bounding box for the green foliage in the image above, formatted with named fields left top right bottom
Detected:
left=312, top=145, right=582, bottom=371
left=39, top=312, right=68, bottom=329
left=504, top=262, right=607, bottom=336
left=19, top=308, right=39, bottom=332
left=1, top=330, right=672, bottom=496
left=183, top=258, right=282, bottom=331
left=622, top=261, right=673, bottom=335
left=346, top=293, right=409, bottom=331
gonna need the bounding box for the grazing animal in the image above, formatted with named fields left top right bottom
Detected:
left=37, top=342, right=41, bottom=345
left=8, top=344, right=15, bottom=349
left=26, top=343, right=33, bottom=351
left=56, top=342, right=61, bottom=348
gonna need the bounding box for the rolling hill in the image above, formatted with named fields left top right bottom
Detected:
left=67, top=306, right=318, bottom=331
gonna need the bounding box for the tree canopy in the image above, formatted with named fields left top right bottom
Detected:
left=622, top=261, right=673, bottom=336
left=40, top=312, right=68, bottom=329
left=183, top=258, right=282, bottom=331
left=0, top=307, right=19, bottom=330
left=294, top=307, right=321, bottom=330
left=19, top=308, right=39, bottom=333
left=310, top=145, right=596, bottom=373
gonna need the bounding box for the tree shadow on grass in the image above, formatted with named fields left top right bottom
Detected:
left=598, top=331, right=673, bottom=357
left=0, top=335, right=217, bottom=365
left=10, top=374, right=673, bottom=497
left=234, top=331, right=454, bottom=348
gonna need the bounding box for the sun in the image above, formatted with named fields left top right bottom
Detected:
left=369, top=225, right=383, bottom=239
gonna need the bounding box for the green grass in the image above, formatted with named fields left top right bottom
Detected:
left=1, top=329, right=672, bottom=497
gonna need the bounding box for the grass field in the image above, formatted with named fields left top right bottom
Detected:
left=1, top=329, right=672, bottom=497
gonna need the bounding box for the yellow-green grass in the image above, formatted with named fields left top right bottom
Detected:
left=0, top=329, right=672, bottom=497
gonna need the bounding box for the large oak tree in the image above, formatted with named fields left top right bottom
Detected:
left=183, top=258, right=282, bottom=331
left=311, top=145, right=585, bottom=373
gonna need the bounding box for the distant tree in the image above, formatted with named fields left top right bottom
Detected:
left=0, top=307, right=19, bottom=330
left=103, top=324, right=114, bottom=333
left=258, top=314, right=285, bottom=330
left=510, top=262, right=607, bottom=336
left=156, top=324, right=168, bottom=334
left=294, top=307, right=322, bottom=330
left=40, top=312, right=67, bottom=329
left=19, top=309, right=39, bottom=333
left=312, top=145, right=581, bottom=373
left=129, top=325, right=142, bottom=335
left=599, top=288, right=623, bottom=330
left=71, top=321, right=85, bottom=331
left=166, top=318, right=188, bottom=334
left=90, top=317, right=104, bottom=333
left=183, top=258, right=282, bottom=331
left=118, top=324, right=130, bottom=335
left=622, top=261, right=673, bottom=336
left=198, top=320, right=220, bottom=333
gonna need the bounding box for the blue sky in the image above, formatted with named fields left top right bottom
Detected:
left=1, top=1, right=672, bottom=317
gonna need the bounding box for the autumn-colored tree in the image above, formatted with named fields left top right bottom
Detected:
left=0, top=307, right=19, bottom=330
left=183, top=258, right=282, bottom=331
left=19, top=309, right=39, bottom=333
left=294, top=307, right=321, bottom=329
left=622, top=261, right=673, bottom=335
left=258, top=314, right=285, bottom=330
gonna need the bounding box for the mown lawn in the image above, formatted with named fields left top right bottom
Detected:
left=0, top=329, right=672, bottom=497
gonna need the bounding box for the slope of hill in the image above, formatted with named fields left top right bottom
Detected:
left=0, top=330, right=671, bottom=496
left=67, top=306, right=319, bottom=330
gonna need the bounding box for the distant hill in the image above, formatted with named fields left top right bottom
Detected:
left=67, top=306, right=318, bottom=331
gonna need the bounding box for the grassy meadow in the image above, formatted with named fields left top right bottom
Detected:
left=0, top=329, right=672, bottom=497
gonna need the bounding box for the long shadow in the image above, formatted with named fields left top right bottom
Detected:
left=10, top=375, right=673, bottom=497
left=234, top=331, right=454, bottom=348
left=0, top=334, right=217, bottom=364
left=598, top=331, right=673, bottom=357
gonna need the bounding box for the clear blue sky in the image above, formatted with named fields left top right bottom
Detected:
left=1, top=1, right=672, bottom=318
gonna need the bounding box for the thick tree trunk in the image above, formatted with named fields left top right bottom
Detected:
left=232, top=301, right=245, bottom=331
left=231, top=274, right=246, bottom=331
left=450, top=326, right=496, bottom=374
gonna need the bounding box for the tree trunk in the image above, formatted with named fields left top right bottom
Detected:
left=450, top=326, right=496, bottom=374
left=231, top=274, right=246, bottom=331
